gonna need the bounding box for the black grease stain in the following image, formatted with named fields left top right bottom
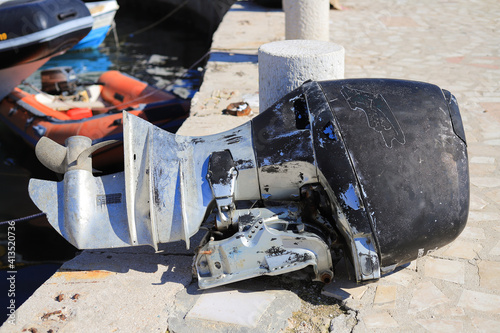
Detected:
left=265, top=246, right=287, bottom=256
left=192, top=138, right=205, bottom=144
left=235, top=159, right=254, bottom=169
left=223, top=134, right=242, bottom=145
left=287, top=252, right=312, bottom=263
left=262, top=165, right=281, bottom=173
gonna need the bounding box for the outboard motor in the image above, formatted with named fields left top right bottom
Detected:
left=41, top=66, right=79, bottom=95
left=29, top=79, right=469, bottom=289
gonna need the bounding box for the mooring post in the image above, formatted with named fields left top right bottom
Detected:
left=258, top=40, right=345, bottom=112
left=283, top=0, right=330, bottom=41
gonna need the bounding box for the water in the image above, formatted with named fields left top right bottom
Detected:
left=0, top=8, right=209, bottom=322
left=24, top=11, right=208, bottom=97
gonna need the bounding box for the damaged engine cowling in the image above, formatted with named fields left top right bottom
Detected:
left=29, top=79, right=469, bottom=289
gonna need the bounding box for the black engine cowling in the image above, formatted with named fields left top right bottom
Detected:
left=252, top=79, right=469, bottom=276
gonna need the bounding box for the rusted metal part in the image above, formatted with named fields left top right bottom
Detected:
left=29, top=79, right=469, bottom=289
left=223, top=101, right=251, bottom=116
left=320, top=271, right=333, bottom=284
left=41, top=310, right=62, bottom=321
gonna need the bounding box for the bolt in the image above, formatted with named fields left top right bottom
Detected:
left=320, top=271, right=333, bottom=284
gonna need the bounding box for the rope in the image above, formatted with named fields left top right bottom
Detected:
left=178, top=51, right=212, bottom=79
left=128, top=0, right=191, bottom=38
left=111, top=20, right=120, bottom=50
left=0, top=212, right=46, bottom=226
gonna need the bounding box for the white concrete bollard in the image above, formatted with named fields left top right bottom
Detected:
left=283, top=0, right=330, bottom=41
left=258, top=40, right=344, bottom=111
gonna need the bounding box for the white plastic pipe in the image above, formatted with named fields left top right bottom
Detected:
left=283, top=0, right=330, bottom=41
left=258, top=40, right=345, bottom=111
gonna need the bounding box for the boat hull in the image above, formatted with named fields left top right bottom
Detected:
left=73, top=1, right=120, bottom=50
left=0, top=58, right=49, bottom=104
left=0, top=0, right=93, bottom=100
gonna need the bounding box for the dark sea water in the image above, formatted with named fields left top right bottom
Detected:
left=0, top=8, right=209, bottom=322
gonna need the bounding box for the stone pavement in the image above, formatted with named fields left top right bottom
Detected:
left=2, top=0, right=500, bottom=332
left=323, top=0, right=500, bottom=331
left=182, top=0, right=500, bottom=331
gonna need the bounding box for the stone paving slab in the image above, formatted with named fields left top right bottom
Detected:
left=0, top=250, right=193, bottom=333
left=168, top=283, right=300, bottom=333
left=325, top=1, right=500, bottom=331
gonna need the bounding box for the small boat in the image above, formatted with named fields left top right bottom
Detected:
left=0, top=0, right=93, bottom=101
left=0, top=69, right=189, bottom=170
left=73, top=0, right=120, bottom=50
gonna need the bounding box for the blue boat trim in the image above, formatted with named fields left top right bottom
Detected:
left=72, top=25, right=112, bottom=50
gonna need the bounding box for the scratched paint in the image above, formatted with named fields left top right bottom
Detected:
left=322, top=122, right=337, bottom=141
left=340, top=85, right=406, bottom=148
left=340, top=183, right=361, bottom=210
